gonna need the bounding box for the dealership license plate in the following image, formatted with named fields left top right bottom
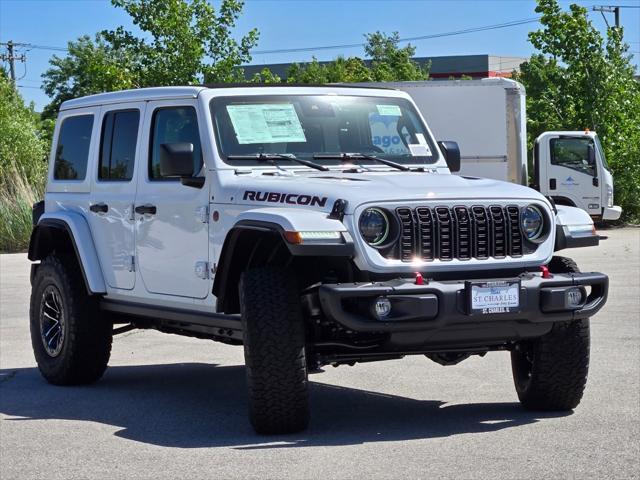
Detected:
left=468, top=280, right=520, bottom=314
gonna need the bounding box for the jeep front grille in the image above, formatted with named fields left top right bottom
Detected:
left=392, top=205, right=523, bottom=262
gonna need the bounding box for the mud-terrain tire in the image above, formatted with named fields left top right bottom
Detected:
left=30, top=253, right=112, bottom=385
left=240, top=267, right=309, bottom=434
left=511, top=255, right=589, bottom=410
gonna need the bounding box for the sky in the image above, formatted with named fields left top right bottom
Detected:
left=1, top=0, right=639, bottom=111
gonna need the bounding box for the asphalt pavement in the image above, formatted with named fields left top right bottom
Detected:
left=1, top=228, right=638, bottom=479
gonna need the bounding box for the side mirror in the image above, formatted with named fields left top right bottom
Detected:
left=437, top=140, right=461, bottom=172
left=160, top=143, right=195, bottom=177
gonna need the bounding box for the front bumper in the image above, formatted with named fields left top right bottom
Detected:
left=318, top=271, right=608, bottom=338
left=602, top=206, right=622, bottom=221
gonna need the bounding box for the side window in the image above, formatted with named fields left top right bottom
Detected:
left=550, top=138, right=596, bottom=176
left=149, top=107, right=202, bottom=180
left=99, top=110, right=140, bottom=181
left=53, top=115, right=94, bottom=180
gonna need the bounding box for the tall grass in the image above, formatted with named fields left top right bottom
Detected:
left=0, top=167, right=44, bottom=253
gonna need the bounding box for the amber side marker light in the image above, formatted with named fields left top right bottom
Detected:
left=284, top=231, right=342, bottom=245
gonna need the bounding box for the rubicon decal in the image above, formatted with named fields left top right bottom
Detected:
left=243, top=190, right=328, bottom=207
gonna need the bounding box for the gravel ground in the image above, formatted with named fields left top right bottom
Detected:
left=1, top=228, right=638, bottom=479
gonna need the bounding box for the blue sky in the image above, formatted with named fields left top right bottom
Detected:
left=1, top=0, right=639, bottom=111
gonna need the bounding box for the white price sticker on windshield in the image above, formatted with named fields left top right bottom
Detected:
left=227, top=104, right=306, bottom=144
left=376, top=104, right=402, bottom=116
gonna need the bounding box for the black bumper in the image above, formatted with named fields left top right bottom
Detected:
left=318, top=272, right=608, bottom=338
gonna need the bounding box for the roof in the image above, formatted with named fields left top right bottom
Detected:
left=59, top=84, right=399, bottom=110
left=60, top=86, right=206, bottom=110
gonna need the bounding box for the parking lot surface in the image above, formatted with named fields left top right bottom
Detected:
left=1, top=228, right=638, bottom=479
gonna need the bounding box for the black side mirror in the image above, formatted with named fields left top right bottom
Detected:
left=160, top=143, right=195, bottom=177
left=437, top=140, right=461, bottom=172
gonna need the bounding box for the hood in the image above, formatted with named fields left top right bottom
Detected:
left=227, top=170, right=548, bottom=214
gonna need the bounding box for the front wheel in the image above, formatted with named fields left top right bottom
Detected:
left=511, top=255, right=589, bottom=410
left=30, top=254, right=112, bottom=385
left=240, top=267, right=309, bottom=434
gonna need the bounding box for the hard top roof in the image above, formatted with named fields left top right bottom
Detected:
left=59, top=83, right=397, bottom=110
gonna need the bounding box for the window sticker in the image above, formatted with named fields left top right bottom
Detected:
left=409, top=144, right=431, bottom=156
left=376, top=104, right=402, bottom=116
left=226, top=104, right=306, bottom=144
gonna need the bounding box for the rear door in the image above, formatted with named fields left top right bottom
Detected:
left=88, top=103, right=144, bottom=290
left=546, top=135, right=601, bottom=215
left=134, top=100, right=210, bottom=299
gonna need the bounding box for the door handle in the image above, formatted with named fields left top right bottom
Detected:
left=135, top=204, right=157, bottom=215
left=549, top=178, right=556, bottom=190
left=89, top=203, right=109, bottom=214
left=593, top=177, right=599, bottom=187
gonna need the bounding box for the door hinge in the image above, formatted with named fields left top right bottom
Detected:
left=195, top=261, right=209, bottom=279
left=196, top=205, right=209, bottom=223
left=129, top=203, right=135, bottom=221
left=129, top=255, right=136, bottom=272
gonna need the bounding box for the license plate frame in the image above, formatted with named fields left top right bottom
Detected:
left=466, top=279, right=521, bottom=315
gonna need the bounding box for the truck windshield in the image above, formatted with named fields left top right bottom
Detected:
left=594, top=135, right=610, bottom=171
left=210, top=95, right=439, bottom=167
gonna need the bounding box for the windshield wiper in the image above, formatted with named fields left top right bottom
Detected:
left=226, top=153, right=329, bottom=172
left=313, top=153, right=410, bottom=172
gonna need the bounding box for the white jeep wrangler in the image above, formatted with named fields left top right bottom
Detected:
left=29, top=85, right=609, bottom=434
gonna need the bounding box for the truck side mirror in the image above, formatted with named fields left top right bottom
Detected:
left=438, top=141, right=461, bottom=172
left=160, top=143, right=195, bottom=177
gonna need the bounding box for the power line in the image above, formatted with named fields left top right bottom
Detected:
left=0, top=41, right=27, bottom=82
left=252, top=17, right=540, bottom=55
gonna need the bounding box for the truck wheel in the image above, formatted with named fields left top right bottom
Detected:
left=240, top=267, right=309, bottom=434
left=30, top=254, right=112, bottom=385
left=511, top=255, right=589, bottom=410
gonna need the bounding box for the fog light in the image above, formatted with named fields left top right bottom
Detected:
left=372, top=296, right=392, bottom=320
left=566, top=287, right=585, bottom=309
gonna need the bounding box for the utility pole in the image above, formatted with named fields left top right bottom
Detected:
left=0, top=40, right=27, bottom=82
left=592, top=5, right=621, bottom=28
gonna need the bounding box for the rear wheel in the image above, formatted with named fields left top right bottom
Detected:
left=240, top=267, right=309, bottom=434
left=511, top=255, right=589, bottom=410
left=30, top=253, right=112, bottom=385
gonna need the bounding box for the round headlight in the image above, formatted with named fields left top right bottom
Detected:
left=521, top=205, right=544, bottom=241
left=359, top=208, right=390, bottom=246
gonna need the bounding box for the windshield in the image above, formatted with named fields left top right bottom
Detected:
left=210, top=95, right=439, bottom=167
left=594, top=135, right=610, bottom=171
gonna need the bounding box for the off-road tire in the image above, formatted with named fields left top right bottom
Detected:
left=240, top=267, right=309, bottom=434
left=30, top=253, right=112, bottom=385
left=511, top=255, right=589, bottom=410
left=548, top=255, right=580, bottom=274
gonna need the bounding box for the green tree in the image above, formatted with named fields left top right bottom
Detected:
left=0, top=72, right=48, bottom=187
left=284, top=32, right=429, bottom=83
left=515, top=0, right=640, bottom=220
left=42, top=0, right=258, bottom=115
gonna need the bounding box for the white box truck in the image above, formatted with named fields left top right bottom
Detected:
left=367, top=78, right=621, bottom=221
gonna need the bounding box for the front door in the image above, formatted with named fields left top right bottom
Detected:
left=545, top=136, right=601, bottom=215
left=134, top=100, right=210, bottom=299
left=88, top=103, right=144, bottom=290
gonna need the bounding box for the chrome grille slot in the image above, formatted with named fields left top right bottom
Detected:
left=435, top=207, right=453, bottom=261
left=506, top=205, right=523, bottom=257
left=416, top=207, right=435, bottom=261
left=396, top=207, right=415, bottom=262
left=453, top=206, right=471, bottom=260
left=385, top=204, right=528, bottom=263
left=471, top=206, right=490, bottom=259
left=489, top=205, right=507, bottom=258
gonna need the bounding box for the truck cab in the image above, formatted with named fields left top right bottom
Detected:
left=534, top=130, right=621, bottom=221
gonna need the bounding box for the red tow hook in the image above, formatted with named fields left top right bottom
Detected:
left=540, top=265, right=552, bottom=279
left=415, top=272, right=425, bottom=285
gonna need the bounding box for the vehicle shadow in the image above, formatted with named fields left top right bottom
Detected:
left=0, top=363, right=570, bottom=449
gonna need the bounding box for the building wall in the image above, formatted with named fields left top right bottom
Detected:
left=242, top=54, right=527, bottom=80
